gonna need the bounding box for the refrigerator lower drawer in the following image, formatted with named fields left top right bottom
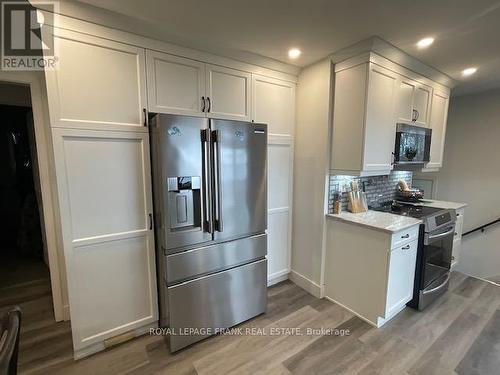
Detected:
left=167, top=259, right=267, bottom=352
left=166, top=234, right=267, bottom=285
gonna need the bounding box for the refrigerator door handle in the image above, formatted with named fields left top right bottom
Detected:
left=201, top=129, right=213, bottom=233
left=212, top=130, right=223, bottom=232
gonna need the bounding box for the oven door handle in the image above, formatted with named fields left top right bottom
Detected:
left=422, top=272, right=451, bottom=295
left=425, top=226, right=455, bottom=244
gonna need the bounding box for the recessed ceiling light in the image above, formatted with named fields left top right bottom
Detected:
left=288, top=48, right=301, bottom=59
left=462, top=67, right=477, bottom=76
left=416, top=37, right=434, bottom=49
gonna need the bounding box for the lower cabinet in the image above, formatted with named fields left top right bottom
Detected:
left=452, top=208, right=465, bottom=268
left=385, top=240, right=418, bottom=320
left=52, top=128, right=158, bottom=358
left=325, top=219, right=419, bottom=327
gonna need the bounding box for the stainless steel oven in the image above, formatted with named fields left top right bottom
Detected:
left=409, top=209, right=456, bottom=310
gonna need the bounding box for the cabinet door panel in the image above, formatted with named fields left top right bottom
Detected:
left=206, top=65, right=251, bottom=121
left=413, top=83, right=433, bottom=127
left=146, top=51, right=206, bottom=116
left=252, top=75, right=295, bottom=135
left=386, top=240, right=417, bottom=316
left=452, top=238, right=462, bottom=268
left=363, top=64, right=397, bottom=172
left=45, top=27, right=147, bottom=132
left=52, top=129, right=157, bottom=354
left=395, top=78, right=416, bottom=123
left=426, top=91, right=449, bottom=169
left=267, top=138, right=293, bottom=282
left=268, top=211, right=290, bottom=281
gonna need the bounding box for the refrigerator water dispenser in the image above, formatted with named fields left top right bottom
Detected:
left=167, top=176, right=201, bottom=230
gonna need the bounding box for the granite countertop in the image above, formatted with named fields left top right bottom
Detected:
left=326, top=210, right=421, bottom=233
left=401, top=199, right=467, bottom=210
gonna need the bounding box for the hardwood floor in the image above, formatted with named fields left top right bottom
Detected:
left=5, top=272, right=500, bottom=375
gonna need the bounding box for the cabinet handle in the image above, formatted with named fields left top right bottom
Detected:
left=143, top=108, right=148, bottom=127
left=149, top=213, right=153, bottom=230
left=402, top=245, right=411, bottom=250
left=401, top=234, right=410, bottom=239
left=207, top=97, right=211, bottom=113
left=201, top=96, right=206, bottom=112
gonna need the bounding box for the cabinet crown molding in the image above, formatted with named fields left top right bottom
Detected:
left=329, top=36, right=456, bottom=89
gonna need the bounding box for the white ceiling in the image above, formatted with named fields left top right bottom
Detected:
left=73, top=0, right=500, bottom=96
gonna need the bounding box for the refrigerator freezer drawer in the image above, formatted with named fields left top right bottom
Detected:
left=168, top=259, right=267, bottom=352
left=165, top=234, right=267, bottom=285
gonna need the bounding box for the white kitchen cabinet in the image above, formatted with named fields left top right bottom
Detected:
left=325, top=219, right=419, bottom=327
left=331, top=53, right=450, bottom=176
left=395, top=77, right=432, bottom=127
left=52, top=129, right=158, bottom=358
left=452, top=208, right=465, bottom=269
left=252, top=75, right=296, bottom=285
left=252, top=75, right=295, bottom=135
left=206, top=64, right=252, bottom=121
left=146, top=50, right=206, bottom=117
left=331, top=62, right=398, bottom=176
left=385, top=240, right=418, bottom=319
left=413, top=83, right=432, bottom=127
left=424, top=90, right=450, bottom=170
left=145, top=54, right=252, bottom=121
left=363, top=64, right=399, bottom=173
left=44, top=27, right=148, bottom=132
left=395, top=78, right=416, bottom=123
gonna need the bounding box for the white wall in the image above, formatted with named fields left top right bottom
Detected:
left=290, top=59, right=332, bottom=296
left=433, top=89, right=500, bottom=281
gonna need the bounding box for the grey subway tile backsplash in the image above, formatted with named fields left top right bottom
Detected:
left=328, top=171, right=413, bottom=213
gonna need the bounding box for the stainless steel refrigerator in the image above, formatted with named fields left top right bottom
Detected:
left=150, top=114, right=268, bottom=352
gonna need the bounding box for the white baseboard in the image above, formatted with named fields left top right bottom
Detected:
left=63, top=304, right=70, bottom=321
left=289, top=270, right=322, bottom=298
left=267, top=270, right=289, bottom=286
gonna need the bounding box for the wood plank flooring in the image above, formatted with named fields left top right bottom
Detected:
left=4, top=271, right=500, bottom=375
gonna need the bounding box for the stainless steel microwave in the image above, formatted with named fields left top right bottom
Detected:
left=394, top=123, right=432, bottom=165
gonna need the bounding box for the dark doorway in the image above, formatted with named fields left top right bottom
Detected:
left=0, top=101, right=47, bottom=287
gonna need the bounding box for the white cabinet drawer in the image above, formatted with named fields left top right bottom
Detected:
left=391, top=225, right=419, bottom=249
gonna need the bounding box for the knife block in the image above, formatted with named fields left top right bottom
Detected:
left=347, top=191, right=368, bottom=213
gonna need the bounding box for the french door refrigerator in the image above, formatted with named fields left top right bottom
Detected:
left=150, top=114, right=268, bottom=352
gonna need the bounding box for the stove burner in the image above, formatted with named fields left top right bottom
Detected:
left=373, top=201, right=443, bottom=219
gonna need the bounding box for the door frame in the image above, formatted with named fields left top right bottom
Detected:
left=0, top=70, right=66, bottom=321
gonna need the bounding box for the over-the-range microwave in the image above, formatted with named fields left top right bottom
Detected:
left=393, top=123, right=432, bottom=165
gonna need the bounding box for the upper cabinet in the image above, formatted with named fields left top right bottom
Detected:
left=425, top=90, right=450, bottom=170
left=206, top=64, right=252, bottom=121
left=146, top=51, right=252, bottom=121
left=331, top=63, right=398, bottom=176
left=252, top=75, right=295, bottom=135
left=395, top=78, right=432, bottom=127
left=330, top=53, right=451, bottom=175
left=412, top=83, right=432, bottom=127
left=146, top=51, right=206, bottom=117
left=396, top=78, right=432, bottom=127
left=44, top=28, right=148, bottom=132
